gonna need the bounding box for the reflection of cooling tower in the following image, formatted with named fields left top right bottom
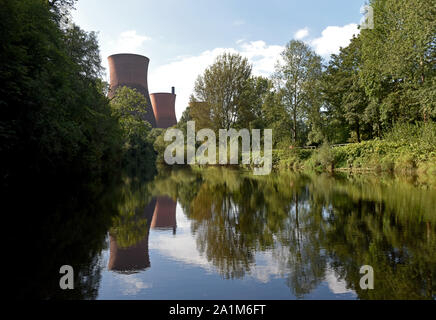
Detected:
left=108, top=198, right=157, bottom=274
left=108, top=53, right=156, bottom=127
left=108, top=236, right=150, bottom=274
left=150, top=91, right=177, bottom=129
left=151, top=196, right=177, bottom=233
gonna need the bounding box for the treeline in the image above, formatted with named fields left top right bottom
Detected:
left=0, top=0, right=156, bottom=188
left=186, top=0, right=435, bottom=148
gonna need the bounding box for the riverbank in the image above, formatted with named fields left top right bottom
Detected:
left=157, top=122, right=436, bottom=180
left=166, top=137, right=436, bottom=180
left=271, top=123, right=436, bottom=176
left=273, top=141, right=436, bottom=176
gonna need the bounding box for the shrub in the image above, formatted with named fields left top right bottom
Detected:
left=314, top=143, right=335, bottom=171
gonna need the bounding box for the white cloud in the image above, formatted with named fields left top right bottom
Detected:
left=109, top=30, right=151, bottom=54
left=324, top=268, right=356, bottom=296
left=311, top=23, right=359, bottom=57
left=238, top=41, right=284, bottom=76
left=148, top=40, right=284, bottom=119
left=115, top=274, right=152, bottom=296
left=294, top=27, right=310, bottom=40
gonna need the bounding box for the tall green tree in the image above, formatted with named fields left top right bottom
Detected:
left=360, top=0, right=436, bottom=130
left=322, top=36, right=369, bottom=143
left=192, top=53, right=252, bottom=131
left=274, top=40, right=322, bottom=145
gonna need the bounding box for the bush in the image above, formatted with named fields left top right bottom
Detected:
left=384, top=122, right=436, bottom=153
left=315, top=143, right=335, bottom=171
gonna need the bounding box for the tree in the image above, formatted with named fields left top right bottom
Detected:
left=110, top=86, right=156, bottom=179
left=274, top=40, right=322, bottom=145
left=192, top=53, right=252, bottom=131
left=179, top=105, right=192, bottom=125
left=0, top=0, right=122, bottom=185
left=360, top=0, right=436, bottom=129
left=236, top=76, right=270, bottom=129
left=110, top=86, right=150, bottom=121
left=322, top=36, right=369, bottom=143
left=48, top=0, right=77, bottom=24
left=188, top=98, right=214, bottom=131
left=262, top=88, right=293, bottom=148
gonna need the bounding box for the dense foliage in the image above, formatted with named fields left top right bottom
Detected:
left=1, top=0, right=158, bottom=188
left=0, top=0, right=122, bottom=186
left=109, top=86, right=157, bottom=180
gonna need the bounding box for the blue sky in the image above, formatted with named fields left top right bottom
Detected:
left=72, top=0, right=368, bottom=119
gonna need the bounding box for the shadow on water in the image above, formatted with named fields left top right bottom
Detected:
left=8, top=168, right=155, bottom=299
left=9, top=166, right=436, bottom=299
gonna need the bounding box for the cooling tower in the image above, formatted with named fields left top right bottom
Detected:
left=108, top=53, right=156, bottom=127
left=150, top=89, right=177, bottom=129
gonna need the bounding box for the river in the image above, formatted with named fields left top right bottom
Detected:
left=16, top=167, right=436, bottom=299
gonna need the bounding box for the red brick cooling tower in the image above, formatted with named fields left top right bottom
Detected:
left=108, top=53, right=157, bottom=127
left=150, top=90, right=177, bottom=129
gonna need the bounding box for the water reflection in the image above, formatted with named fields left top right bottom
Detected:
left=108, top=168, right=435, bottom=299
left=108, top=198, right=156, bottom=273
left=108, top=195, right=178, bottom=273
left=151, top=196, right=177, bottom=234
left=15, top=167, right=435, bottom=299
left=10, top=176, right=123, bottom=300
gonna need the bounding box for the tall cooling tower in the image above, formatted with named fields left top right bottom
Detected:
left=108, top=53, right=156, bottom=128
left=150, top=87, right=177, bottom=128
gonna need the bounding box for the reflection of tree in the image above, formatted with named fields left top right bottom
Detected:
left=11, top=171, right=163, bottom=299
left=191, top=183, right=254, bottom=279
left=11, top=177, right=123, bottom=299
left=272, top=187, right=328, bottom=298
left=108, top=178, right=157, bottom=273
left=148, top=168, right=436, bottom=299
left=110, top=179, right=154, bottom=248
left=308, top=174, right=436, bottom=300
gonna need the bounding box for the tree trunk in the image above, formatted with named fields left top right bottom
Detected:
left=356, top=120, right=361, bottom=143
left=293, top=110, right=297, bottom=143
left=420, top=59, right=428, bottom=123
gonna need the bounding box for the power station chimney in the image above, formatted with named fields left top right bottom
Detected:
left=150, top=89, right=177, bottom=129
left=171, top=86, right=175, bottom=95
left=107, top=54, right=157, bottom=128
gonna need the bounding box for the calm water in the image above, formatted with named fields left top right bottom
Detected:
left=16, top=168, right=436, bottom=299
left=97, top=168, right=436, bottom=300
